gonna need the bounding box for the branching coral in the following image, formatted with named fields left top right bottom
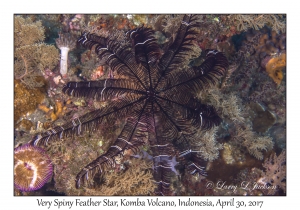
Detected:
left=233, top=125, right=274, bottom=160
left=55, top=33, right=77, bottom=76
left=14, top=16, right=59, bottom=88
left=259, top=150, right=286, bottom=194
left=14, top=16, right=45, bottom=47
left=159, top=15, right=183, bottom=42
left=95, top=158, right=156, bottom=195
left=198, top=88, right=245, bottom=124
left=193, top=127, right=223, bottom=161
left=227, top=28, right=286, bottom=125
left=198, top=87, right=274, bottom=160
left=53, top=142, right=155, bottom=196
left=229, top=14, right=286, bottom=33
left=44, top=123, right=155, bottom=196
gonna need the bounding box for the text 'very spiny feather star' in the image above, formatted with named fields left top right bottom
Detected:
left=30, top=15, right=229, bottom=195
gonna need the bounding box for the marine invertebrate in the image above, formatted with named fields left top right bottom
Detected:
left=259, top=150, right=286, bottom=194
left=81, top=157, right=156, bottom=196
left=14, top=15, right=59, bottom=88
left=14, top=144, right=53, bottom=192
left=228, top=14, right=286, bottom=33
left=256, top=30, right=286, bottom=59
left=30, top=15, right=228, bottom=195
left=197, top=87, right=275, bottom=160
left=250, top=102, right=276, bottom=133
left=232, top=124, right=274, bottom=160
left=14, top=79, right=45, bottom=125
left=264, top=53, right=286, bottom=85
left=38, top=100, right=67, bottom=121
left=55, top=33, right=77, bottom=76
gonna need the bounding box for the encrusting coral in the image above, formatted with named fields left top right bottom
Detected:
left=256, top=30, right=286, bottom=58
left=14, top=79, right=45, bottom=126
left=264, top=53, right=286, bottom=85
left=38, top=100, right=67, bottom=122
left=14, top=16, right=59, bottom=88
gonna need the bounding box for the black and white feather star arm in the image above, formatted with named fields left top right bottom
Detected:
left=77, top=32, right=108, bottom=52
left=157, top=50, right=228, bottom=93
left=75, top=98, right=148, bottom=188
left=156, top=95, right=221, bottom=130
left=157, top=15, right=200, bottom=74
left=127, top=26, right=162, bottom=89
left=78, top=33, right=149, bottom=90
left=179, top=150, right=207, bottom=176
left=193, top=49, right=229, bottom=79
left=127, top=26, right=161, bottom=65
left=147, top=101, right=178, bottom=195
left=29, top=96, right=147, bottom=146
left=154, top=14, right=201, bottom=92
left=62, top=79, right=145, bottom=100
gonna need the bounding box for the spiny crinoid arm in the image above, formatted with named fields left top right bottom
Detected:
left=152, top=149, right=178, bottom=196
left=62, top=79, right=145, bottom=100
left=156, top=94, right=222, bottom=130
left=193, top=49, right=229, bottom=80
left=29, top=95, right=147, bottom=146
left=78, top=33, right=149, bottom=90
left=155, top=15, right=201, bottom=89
left=75, top=98, right=149, bottom=188
left=158, top=50, right=228, bottom=93
left=179, top=149, right=207, bottom=176
left=144, top=101, right=178, bottom=196
left=127, top=26, right=161, bottom=66
left=150, top=100, right=218, bottom=187
left=127, top=26, right=162, bottom=88
left=77, top=32, right=107, bottom=52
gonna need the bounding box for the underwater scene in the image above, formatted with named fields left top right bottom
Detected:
left=14, top=14, right=286, bottom=196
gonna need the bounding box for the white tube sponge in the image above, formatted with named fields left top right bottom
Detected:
left=55, top=33, right=76, bottom=76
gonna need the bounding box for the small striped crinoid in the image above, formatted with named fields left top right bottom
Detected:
left=30, top=15, right=228, bottom=195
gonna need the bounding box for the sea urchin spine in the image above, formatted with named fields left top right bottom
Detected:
left=14, top=144, right=53, bottom=192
